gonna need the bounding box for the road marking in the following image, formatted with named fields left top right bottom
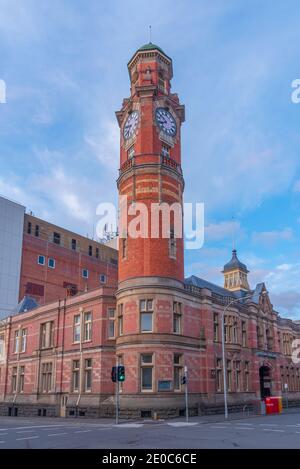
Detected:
left=259, top=424, right=278, bottom=427
left=167, top=422, right=199, bottom=427
left=235, top=427, right=254, bottom=430
left=48, top=433, right=68, bottom=437
left=74, top=430, right=92, bottom=433
left=0, top=433, right=8, bottom=436
left=233, top=423, right=253, bottom=426
left=16, top=436, right=39, bottom=441
left=262, top=429, right=285, bottom=432
left=115, top=424, right=144, bottom=428
left=0, top=441, right=4, bottom=444
left=286, top=425, right=299, bottom=427
left=0, top=425, right=66, bottom=432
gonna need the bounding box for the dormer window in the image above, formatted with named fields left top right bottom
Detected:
left=162, top=144, right=170, bottom=158
left=128, top=145, right=135, bottom=159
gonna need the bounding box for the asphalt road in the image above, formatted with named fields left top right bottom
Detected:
left=1, top=412, right=300, bottom=448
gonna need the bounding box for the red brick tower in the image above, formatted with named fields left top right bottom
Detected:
left=116, top=43, right=185, bottom=284
left=115, top=43, right=190, bottom=413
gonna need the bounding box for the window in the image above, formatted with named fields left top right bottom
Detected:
left=224, top=316, right=228, bottom=343
left=84, top=312, right=92, bottom=341
left=40, top=321, right=54, bottom=349
left=140, top=299, right=153, bottom=333
left=173, top=302, right=182, bottom=334
left=35, top=225, right=39, bottom=237
left=53, top=232, right=61, bottom=245
left=122, top=238, right=127, bottom=259
left=235, top=361, right=241, bottom=391
left=73, top=315, right=81, bottom=343
left=162, top=144, right=170, bottom=158
left=174, top=354, right=182, bottom=391
left=277, top=332, right=282, bottom=353
left=128, top=145, right=135, bottom=159
left=244, top=362, right=249, bottom=391
left=82, top=268, right=89, bottom=279
left=100, top=274, right=107, bottom=284
left=0, top=334, right=4, bottom=357
left=14, top=330, right=20, bottom=353
left=233, top=319, right=238, bottom=343
left=84, top=359, right=92, bottom=392
left=38, top=255, right=45, bottom=266
left=21, top=329, right=27, bottom=353
left=169, top=228, right=176, bottom=259
left=227, top=360, right=232, bottom=392
left=108, top=309, right=115, bottom=339
left=242, top=321, right=247, bottom=347
left=12, top=367, right=17, bottom=393
left=118, top=304, right=123, bottom=336
left=216, top=359, right=222, bottom=392
left=72, top=360, right=80, bottom=392
left=19, top=366, right=25, bottom=393
left=71, top=238, right=77, bottom=251
left=88, top=245, right=93, bottom=256
left=27, top=222, right=32, bottom=234
left=141, top=354, right=153, bottom=391
left=214, top=314, right=219, bottom=342
left=41, top=362, right=53, bottom=393
left=95, top=247, right=99, bottom=258
left=48, top=258, right=55, bottom=269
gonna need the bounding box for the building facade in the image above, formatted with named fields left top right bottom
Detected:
left=0, top=43, right=300, bottom=419
left=0, top=196, right=25, bottom=318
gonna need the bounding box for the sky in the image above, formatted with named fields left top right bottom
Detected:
left=0, top=0, right=300, bottom=318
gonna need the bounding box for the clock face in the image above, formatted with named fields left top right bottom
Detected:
left=123, top=111, right=139, bottom=140
left=155, top=107, right=177, bottom=137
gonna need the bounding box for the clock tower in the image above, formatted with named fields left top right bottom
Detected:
left=115, top=43, right=188, bottom=411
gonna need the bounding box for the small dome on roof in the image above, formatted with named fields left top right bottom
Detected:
left=137, top=42, right=166, bottom=55
left=223, top=249, right=248, bottom=273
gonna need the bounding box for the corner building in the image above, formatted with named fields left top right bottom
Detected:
left=1, top=43, right=300, bottom=419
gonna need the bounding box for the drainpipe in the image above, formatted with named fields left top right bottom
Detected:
left=76, top=308, right=84, bottom=415
left=3, top=317, right=12, bottom=400
left=13, top=324, right=22, bottom=405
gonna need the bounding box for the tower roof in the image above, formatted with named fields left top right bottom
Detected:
left=128, top=42, right=172, bottom=66
left=223, top=249, right=249, bottom=273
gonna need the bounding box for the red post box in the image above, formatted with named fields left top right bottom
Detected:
left=265, top=397, right=282, bottom=414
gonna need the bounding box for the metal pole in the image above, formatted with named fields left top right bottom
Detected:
left=184, top=366, right=188, bottom=423
left=115, top=360, right=119, bottom=425
left=221, top=309, right=228, bottom=420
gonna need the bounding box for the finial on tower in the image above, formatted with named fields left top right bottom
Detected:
left=149, top=25, right=152, bottom=43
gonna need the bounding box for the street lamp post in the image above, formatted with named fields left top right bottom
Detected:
left=221, top=292, right=266, bottom=419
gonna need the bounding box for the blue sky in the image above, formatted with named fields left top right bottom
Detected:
left=0, top=0, right=300, bottom=318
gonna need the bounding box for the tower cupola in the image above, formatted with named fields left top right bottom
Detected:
left=223, top=249, right=250, bottom=292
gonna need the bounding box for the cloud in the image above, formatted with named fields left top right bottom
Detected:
left=293, top=180, right=300, bottom=192
left=252, top=228, right=294, bottom=246
left=205, top=220, right=243, bottom=242
left=85, top=119, right=120, bottom=170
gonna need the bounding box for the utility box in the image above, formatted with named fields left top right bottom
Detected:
left=265, top=397, right=283, bottom=415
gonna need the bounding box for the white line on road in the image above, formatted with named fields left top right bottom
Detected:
left=48, top=433, right=68, bottom=437
left=16, top=436, right=39, bottom=441
left=167, top=422, right=199, bottom=427
left=0, top=441, right=4, bottom=444
left=74, top=430, right=92, bottom=433
left=262, top=429, right=285, bottom=432
left=233, top=423, right=253, bottom=426
left=234, top=427, right=255, bottom=430
left=259, top=424, right=279, bottom=427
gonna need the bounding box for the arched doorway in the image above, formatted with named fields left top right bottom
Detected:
left=259, top=365, right=271, bottom=398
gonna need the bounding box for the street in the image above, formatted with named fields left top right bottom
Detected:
left=1, top=412, right=300, bottom=449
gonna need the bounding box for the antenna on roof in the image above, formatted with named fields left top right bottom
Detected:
left=231, top=215, right=236, bottom=251
left=149, top=25, right=152, bottom=43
